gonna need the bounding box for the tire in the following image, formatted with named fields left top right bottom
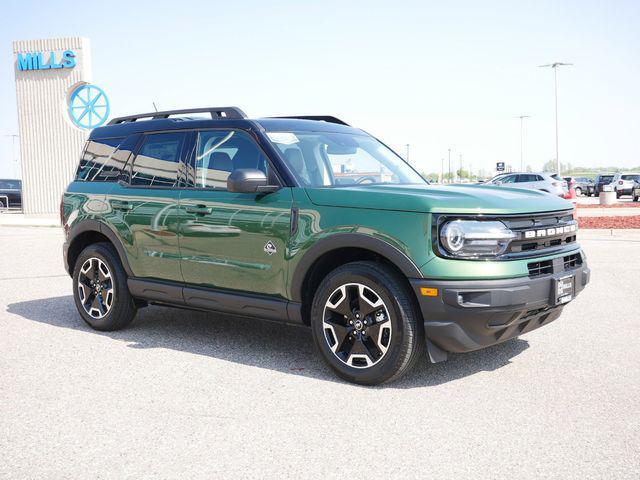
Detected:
left=72, top=242, right=137, bottom=331
left=310, top=261, right=423, bottom=385
left=633, top=195, right=639, bottom=202
left=574, top=187, right=582, bottom=196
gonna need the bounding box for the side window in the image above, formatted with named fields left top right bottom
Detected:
left=519, top=174, right=536, bottom=182
left=190, top=130, right=269, bottom=189
left=501, top=174, right=516, bottom=183
left=130, top=132, right=187, bottom=187
left=75, top=137, right=124, bottom=181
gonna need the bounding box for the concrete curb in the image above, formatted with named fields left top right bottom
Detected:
left=578, top=228, right=640, bottom=239
left=577, top=208, right=640, bottom=217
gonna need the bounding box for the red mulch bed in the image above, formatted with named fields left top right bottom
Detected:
left=578, top=216, right=640, bottom=229
left=576, top=202, right=640, bottom=208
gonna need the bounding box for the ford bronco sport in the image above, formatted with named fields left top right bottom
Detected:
left=61, top=107, right=590, bottom=385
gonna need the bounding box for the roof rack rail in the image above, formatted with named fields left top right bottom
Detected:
left=108, top=107, right=247, bottom=125
left=271, top=115, right=350, bottom=126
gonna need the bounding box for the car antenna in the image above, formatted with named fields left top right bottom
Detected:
left=152, top=102, right=158, bottom=112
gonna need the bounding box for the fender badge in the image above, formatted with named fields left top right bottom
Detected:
left=264, top=241, right=277, bottom=256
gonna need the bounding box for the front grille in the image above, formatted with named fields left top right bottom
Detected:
left=528, top=260, right=554, bottom=277
left=528, top=252, right=583, bottom=277
left=497, top=210, right=577, bottom=258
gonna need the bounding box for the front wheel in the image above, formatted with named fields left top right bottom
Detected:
left=310, top=261, right=423, bottom=385
left=72, top=242, right=137, bottom=331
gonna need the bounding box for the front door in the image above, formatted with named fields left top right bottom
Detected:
left=179, top=129, right=292, bottom=298
left=108, top=131, right=188, bottom=282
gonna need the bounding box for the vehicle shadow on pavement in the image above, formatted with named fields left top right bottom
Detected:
left=7, top=295, right=529, bottom=389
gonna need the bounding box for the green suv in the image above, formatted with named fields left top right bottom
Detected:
left=62, top=107, right=590, bottom=385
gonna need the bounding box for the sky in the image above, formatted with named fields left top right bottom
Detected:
left=1, top=0, right=639, bottom=179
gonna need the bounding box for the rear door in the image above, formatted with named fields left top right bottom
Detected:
left=107, top=131, right=188, bottom=282
left=178, top=128, right=292, bottom=297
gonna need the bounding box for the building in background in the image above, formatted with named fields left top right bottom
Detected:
left=13, top=37, right=92, bottom=214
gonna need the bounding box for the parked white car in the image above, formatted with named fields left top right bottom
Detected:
left=611, top=172, right=640, bottom=198
left=486, top=172, right=567, bottom=197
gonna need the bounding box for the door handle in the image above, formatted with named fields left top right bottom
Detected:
left=112, top=201, right=133, bottom=211
left=185, top=205, right=213, bottom=215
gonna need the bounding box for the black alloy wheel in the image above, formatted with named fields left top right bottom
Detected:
left=73, top=243, right=137, bottom=331
left=311, top=261, right=423, bottom=385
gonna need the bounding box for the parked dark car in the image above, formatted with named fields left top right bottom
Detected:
left=593, top=174, right=615, bottom=196
left=565, top=177, right=594, bottom=196
left=0, top=179, right=22, bottom=209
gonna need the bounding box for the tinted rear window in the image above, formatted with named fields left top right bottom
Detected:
left=621, top=175, right=640, bottom=181
left=599, top=175, right=614, bottom=182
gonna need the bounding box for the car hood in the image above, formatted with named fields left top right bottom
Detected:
left=304, top=184, right=573, bottom=215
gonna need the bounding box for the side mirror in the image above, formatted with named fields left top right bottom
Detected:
left=494, top=180, right=502, bottom=185
left=227, top=169, right=279, bottom=194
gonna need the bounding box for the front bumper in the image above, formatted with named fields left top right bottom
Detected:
left=410, top=262, right=590, bottom=357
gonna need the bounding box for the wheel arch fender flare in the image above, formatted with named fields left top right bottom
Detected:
left=289, top=233, right=422, bottom=303
left=66, top=219, right=134, bottom=277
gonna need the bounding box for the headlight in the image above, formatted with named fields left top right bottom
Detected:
left=440, top=220, right=516, bottom=258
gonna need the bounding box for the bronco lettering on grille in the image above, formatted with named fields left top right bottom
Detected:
left=523, top=224, right=577, bottom=239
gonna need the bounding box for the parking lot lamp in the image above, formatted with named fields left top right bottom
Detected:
left=539, top=62, right=572, bottom=175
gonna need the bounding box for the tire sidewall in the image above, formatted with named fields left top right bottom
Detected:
left=310, top=264, right=418, bottom=385
left=72, top=243, right=131, bottom=331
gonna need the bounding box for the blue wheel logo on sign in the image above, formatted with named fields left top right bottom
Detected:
left=68, top=84, right=110, bottom=129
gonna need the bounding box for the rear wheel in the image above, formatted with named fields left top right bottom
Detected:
left=310, top=261, right=423, bottom=385
left=72, top=243, right=137, bottom=331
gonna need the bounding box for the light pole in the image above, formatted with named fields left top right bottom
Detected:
left=539, top=62, right=572, bottom=175
left=515, top=115, right=530, bottom=172
left=447, top=148, right=452, bottom=184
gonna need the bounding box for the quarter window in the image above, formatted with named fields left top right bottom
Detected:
left=130, top=132, right=187, bottom=187
left=76, top=137, right=124, bottom=181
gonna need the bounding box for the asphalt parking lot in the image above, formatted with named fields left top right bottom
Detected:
left=1, top=227, right=639, bottom=479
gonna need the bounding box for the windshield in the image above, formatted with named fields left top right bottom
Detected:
left=266, top=131, right=425, bottom=187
